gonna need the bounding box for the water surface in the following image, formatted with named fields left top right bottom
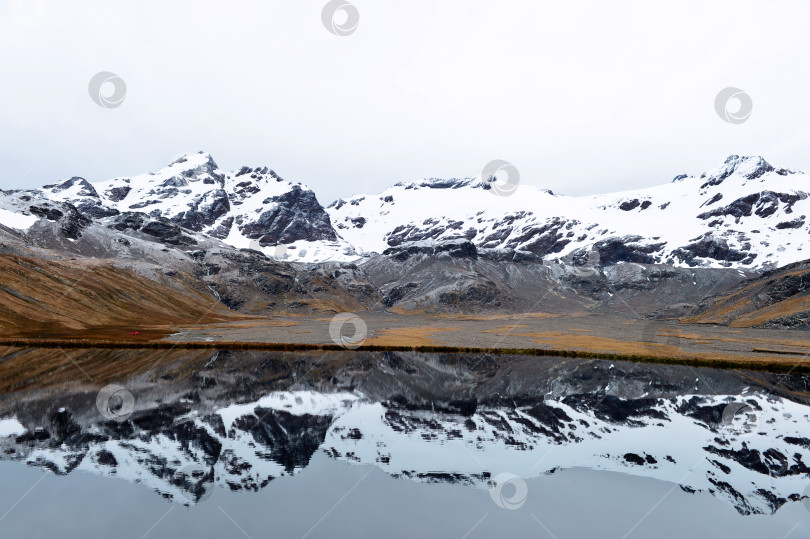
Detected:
left=0, top=349, right=808, bottom=538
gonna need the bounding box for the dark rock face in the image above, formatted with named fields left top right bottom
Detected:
left=171, top=189, right=230, bottom=232
left=673, top=234, right=755, bottom=266
left=382, top=240, right=478, bottom=261
left=698, top=193, right=762, bottom=221
left=479, top=249, right=540, bottom=263
left=109, top=212, right=196, bottom=245
left=704, top=445, right=810, bottom=478
left=700, top=155, right=778, bottom=189
left=185, top=248, right=374, bottom=315
left=757, top=311, right=810, bottom=329
left=110, top=212, right=146, bottom=232
left=29, top=201, right=92, bottom=240
left=383, top=282, right=419, bottom=307
left=623, top=452, right=646, bottom=465
left=240, top=186, right=337, bottom=244
left=590, top=236, right=665, bottom=265
left=698, top=191, right=807, bottom=222
left=438, top=281, right=499, bottom=308
left=702, top=193, right=723, bottom=207
left=757, top=273, right=810, bottom=304
left=41, top=177, right=119, bottom=219
left=775, top=216, right=805, bottom=229
left=504, top=218, right=571, bottom=257
left=105, top=185, right=131, bottom=202
left=28, top=205, right=63, bottom=221
left=385, top=222, right=452, bottom=247
left=209, top=216, right=234, bottom=239
left=141, top=220, right=197, bottom=245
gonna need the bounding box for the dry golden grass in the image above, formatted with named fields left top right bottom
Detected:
left=363, top=326, right=460, bottom=346
left=391, top=311, right=568, bottom=321
left=483, top=324, right=529, bottom=332
left=507, top=331, right=810, bottom=368
left=729, top=294, right=810, bottom=327
left=655, top=329, right=810, bottom=351
left=286, top=298, right=367, bottom=313
left=517, top=331, right=685, bottom=357
left=0, top=254, right=243, bottom=338
left=185, top=320, right=300, bottom=331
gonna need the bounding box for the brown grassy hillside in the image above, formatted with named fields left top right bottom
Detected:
left=0, top=255, right=240, bottom=338
left=684, top=260, right=810, bottom=328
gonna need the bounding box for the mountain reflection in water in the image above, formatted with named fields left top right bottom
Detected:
left=1, top=349, right=809, bottom=525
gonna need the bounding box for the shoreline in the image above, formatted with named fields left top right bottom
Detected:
left=1, top=337, right=808, bottom=374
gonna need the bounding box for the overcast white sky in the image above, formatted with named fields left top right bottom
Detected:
left=1, top=0, right=809, bottom=205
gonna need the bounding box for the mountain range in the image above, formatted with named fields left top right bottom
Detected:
left=2, top=151, right=807, bottom=268
left=1, top=152, right=809, bottom=329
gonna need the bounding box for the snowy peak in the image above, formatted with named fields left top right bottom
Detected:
left=93, top=151, right=229, bottom=220
left=25, top=151, right=355, bottom=263
left=327, top=155, right=810, bottom=269
left=699, top=155, right=791, bottom=186
left=166, top=150, right=220, bottom=173
left=42, top=176, right=99, bottom=199
left=397, top=176, right=484, bottom=191
left=4, top=153, right=810, bottom=267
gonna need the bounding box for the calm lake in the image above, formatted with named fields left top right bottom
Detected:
left=0, top=349, right=808, bottom=538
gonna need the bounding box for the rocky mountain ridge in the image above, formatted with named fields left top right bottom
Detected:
left=0, top=153, right=809, bottom=322
left=1, top=153, right=808, bottom=270
left=329, top=155, right=810, bottom=270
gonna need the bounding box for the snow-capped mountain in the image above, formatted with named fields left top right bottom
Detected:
left=328, top=155, right=810, bottom=269
left=34, top=152, right=356, bottom=263
left=2, top=152, right=809, bottom=268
